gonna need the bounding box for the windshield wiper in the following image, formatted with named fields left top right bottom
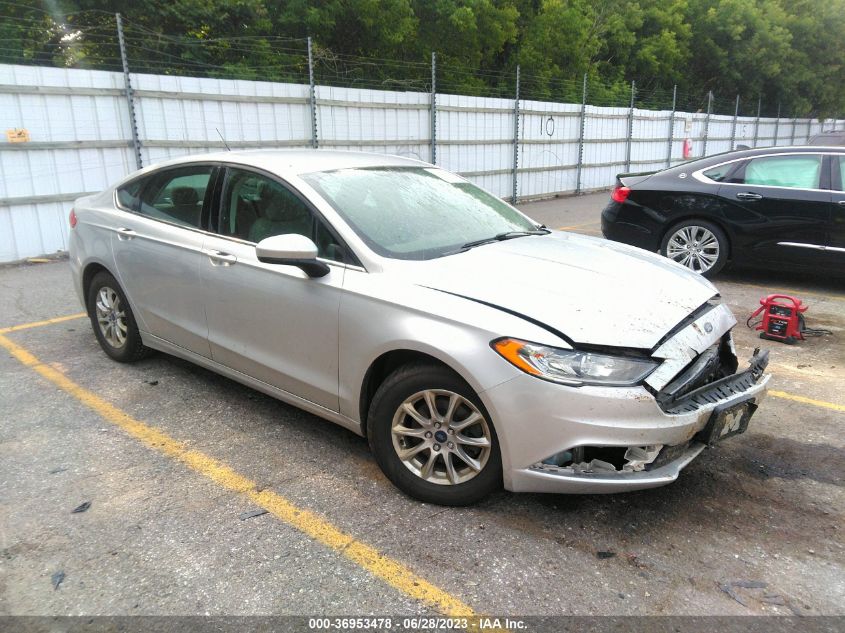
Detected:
left=460, top=228, right=550, bottom=251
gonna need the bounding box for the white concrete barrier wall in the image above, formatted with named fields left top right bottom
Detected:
left=0, top=63, right=831, bottom=262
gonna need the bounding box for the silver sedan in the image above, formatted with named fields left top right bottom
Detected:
left=69, top=150, right=770, bottom=505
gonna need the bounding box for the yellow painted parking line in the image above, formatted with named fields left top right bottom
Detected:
left=0, top=312, right=86, bottom=334
left=556, top=221, right=600, bottom=230
left=769, top=390, right=845, bottom=413
left=0, top=331, right=477, bottom=620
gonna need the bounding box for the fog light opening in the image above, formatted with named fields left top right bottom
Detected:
left=536, top=444, right=664, bottom=474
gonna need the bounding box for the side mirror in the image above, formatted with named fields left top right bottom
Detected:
left=255, top=234, right=330, bottom=278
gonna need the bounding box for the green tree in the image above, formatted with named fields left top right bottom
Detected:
left=1, top=0, right=843, bottom=116
left=686, top=0, right=792, bottom=110
left=412, top=0, right=519, bottom=93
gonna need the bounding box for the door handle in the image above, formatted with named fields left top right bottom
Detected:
left=736, top=192, right=763, bottom=201
left=115, top=227, right=136, bottom=240
left=837, top=200, right=845, bottom=206
left=205, top=250, right=237, bottom=266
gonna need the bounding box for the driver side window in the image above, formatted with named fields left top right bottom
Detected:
left=219, top=168, right=345, bottom=262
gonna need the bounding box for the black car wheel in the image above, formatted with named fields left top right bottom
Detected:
left=660, top=220, right=729, bottom=277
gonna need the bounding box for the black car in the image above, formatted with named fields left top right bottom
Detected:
left=601, top=146, right=845, bottom=276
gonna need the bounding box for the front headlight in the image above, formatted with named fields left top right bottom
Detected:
left=492, top=338, right=658, bottom=386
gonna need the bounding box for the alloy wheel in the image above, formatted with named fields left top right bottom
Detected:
left=95, top=286, right=128, bottom=348
left=665, top=225, right=720, bottom=273
left=391, top=389, right=492, bottom=486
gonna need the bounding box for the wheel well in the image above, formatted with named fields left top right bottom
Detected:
left=661, top=216, right=732, bottom=260
left=82, top=263, right=110, bottom=303
left=359, top=350, right=459, bottom=433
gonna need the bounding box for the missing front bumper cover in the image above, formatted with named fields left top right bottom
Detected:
left=537, top=443, right=664, bottom=474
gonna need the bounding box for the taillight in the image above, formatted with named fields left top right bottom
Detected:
left=69, top=208, right=77, bottom=228
left=611, top=186, right=630, bottom=203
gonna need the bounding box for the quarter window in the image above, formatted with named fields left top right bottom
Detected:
left=737, top=155, right=822, bottom=189
left=220, top=168, right=345, bottom=262
left=135, top=166, right=214, bottom=229
left=116, top=179, right=143, bottom=211
left=837, top=156, right=845, bottom=191
left=702, top=164, right=734, bottom=182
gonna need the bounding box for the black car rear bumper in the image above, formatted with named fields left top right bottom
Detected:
left=601, top=201, right=662, bottom=251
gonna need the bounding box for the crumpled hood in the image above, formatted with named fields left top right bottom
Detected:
left=405, top=231, right=719, bottom=350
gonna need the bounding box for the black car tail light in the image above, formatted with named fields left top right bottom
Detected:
left=611, top=185, right=630, bottom=203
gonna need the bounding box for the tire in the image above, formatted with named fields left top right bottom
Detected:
left=86, top=271, right=152, bottom=363
left=660, top=219, right=729, bottom=277
left=367, top=363, right=502, bottom=506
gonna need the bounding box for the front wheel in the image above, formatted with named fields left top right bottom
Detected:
left=367, top=364, right=502, bottom=506
left=660, top=220, right=728, bottom=277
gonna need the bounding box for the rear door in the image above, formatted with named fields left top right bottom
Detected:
left=716, top=153, right=831, bottom=266
left=112, top=164, right=217, bottom=357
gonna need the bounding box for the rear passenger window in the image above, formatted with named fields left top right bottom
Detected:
left=737, top=155, right=821, bottom=189
left=137, top=166, right=214, bottom=229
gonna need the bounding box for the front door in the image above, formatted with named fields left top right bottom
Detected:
left=200, top=167, right=350, bottom=411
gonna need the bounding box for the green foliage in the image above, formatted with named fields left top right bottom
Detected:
left=1, top=0, right=843, bottom=116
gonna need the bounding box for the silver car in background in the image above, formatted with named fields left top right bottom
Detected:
left=69, top=150, right=770, bottom=505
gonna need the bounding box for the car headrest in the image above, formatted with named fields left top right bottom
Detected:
left=172, top=187, right=199, bottom=207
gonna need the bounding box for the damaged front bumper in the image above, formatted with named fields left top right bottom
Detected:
left=481, top=350, right=770, bottom=494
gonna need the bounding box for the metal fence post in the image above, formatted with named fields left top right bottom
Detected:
left=730, top=95, right=739, bottom=149
left=773, top=103, right=780, bottom=146
left=430, top=52, right=437, bottom=165
left=575, top=73, right=587, bottom=194
left=625, top=80, right=635, bottom=172
left=307, top=37, right=318, bottom=148
left=116, top=13, right=142, bottom=170
left=790, top=117, right=796, bottom=145
left=753, top=97, right=761, bottom=147
left=702, top=91, right=712, bottom=157
left=665, top=84, right=676, bottom=168
left=511, top=65, right=520, bottom=204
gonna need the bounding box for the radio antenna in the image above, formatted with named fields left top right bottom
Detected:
left=216, top=128, right=231, bottom=151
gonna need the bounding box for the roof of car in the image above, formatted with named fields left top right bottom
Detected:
left=717, top=145, right=845, bottom=158
left=653, top=144, right=845, bottom=177
left=132, top=149, right=427, bottom=180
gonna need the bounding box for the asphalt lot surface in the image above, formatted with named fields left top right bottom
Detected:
left=1, top=192, right=843, bottom=619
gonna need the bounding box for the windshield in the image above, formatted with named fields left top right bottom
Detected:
left=300, top=167, right=540, bottom=260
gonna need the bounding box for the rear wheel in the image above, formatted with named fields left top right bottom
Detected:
left=86, top=271, right=152, bottom=362
left=660, top=220, right=728, bottom=277
left=367, top=363, right=502, bottom=506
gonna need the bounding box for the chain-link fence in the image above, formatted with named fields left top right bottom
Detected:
left=0, top=12, right=839, bottom=261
